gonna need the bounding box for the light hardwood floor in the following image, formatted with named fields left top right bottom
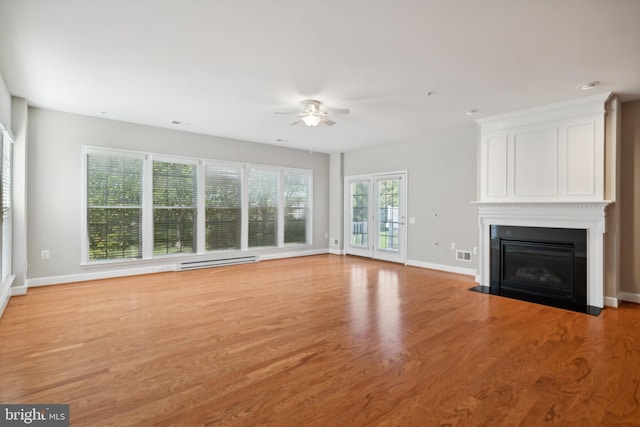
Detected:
left=1, top=254, right=639, bottom=426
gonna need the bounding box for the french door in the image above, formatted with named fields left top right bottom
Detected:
left=344, top=172, right=407, bottom=263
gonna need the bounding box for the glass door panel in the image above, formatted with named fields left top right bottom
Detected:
left=373, top=174, right=405, bottom=263
left=346, top=178, right=372, bottom=258
left=345, top=173, right=406, bottom=263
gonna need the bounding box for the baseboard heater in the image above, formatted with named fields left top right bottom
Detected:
left=177, top=255, right=258, bottom=271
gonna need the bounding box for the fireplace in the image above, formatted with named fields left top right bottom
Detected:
left=474, top=202, right=610, bottom=315
left=489, top=225, right=590, bottom=313
left=473, top=94, right=615, bottom=313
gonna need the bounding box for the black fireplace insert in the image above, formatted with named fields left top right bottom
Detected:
left=484, top=225, right=598, bottom=314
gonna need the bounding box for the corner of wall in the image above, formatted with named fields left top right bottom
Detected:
left=11, top=97, right=28, bottom=289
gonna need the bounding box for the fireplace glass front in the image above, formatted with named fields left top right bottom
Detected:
left=489, top=225, right=589, bottom=313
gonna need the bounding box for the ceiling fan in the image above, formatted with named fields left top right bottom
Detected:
left=275, top=100, right=350, bottom=127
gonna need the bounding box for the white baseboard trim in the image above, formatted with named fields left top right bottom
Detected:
left=604, top=296, right=618, bottom=308
left=328, top=249, right=344, bottom=255
left=26, top=264, right=177, bottom=288
left=259, top=248, right=329, bottom=261
left=406, top=259, right=477, bottom=278
left=0, top=275, right=16, bottom=318
left=11, top=285, right=27, bottom=296
left=618, top=292, right=640, bottom=304
left=0, top=284, right=11, bottom=319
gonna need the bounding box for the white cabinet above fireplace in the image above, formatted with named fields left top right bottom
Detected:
left=478, top=92, right=611, bottom=203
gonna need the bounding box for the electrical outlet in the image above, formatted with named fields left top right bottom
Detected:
left=333, top=238, right=339, bottom=245
left=41, top=250, right=50, bottom=260
left=451, top=243, right=455, bottom=250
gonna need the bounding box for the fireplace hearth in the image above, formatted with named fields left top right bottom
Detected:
left=486, top=225, right=598, bottom=314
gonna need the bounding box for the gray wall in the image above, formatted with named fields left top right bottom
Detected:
left=621, top=100, right=640, bottom=296
left=328, top=152, right=344, bottom=252
left=26, top=108, right=330, bottom=280
left=11, top=98, right=28, bottom=288
left=343, top=128, right=478, bottom=270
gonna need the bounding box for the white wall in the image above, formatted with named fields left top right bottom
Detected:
left=26, top=108, right=330, bottom=283
left=343, top=128, right=478, bottom=272
left=0, top=73, right=10, bottom=130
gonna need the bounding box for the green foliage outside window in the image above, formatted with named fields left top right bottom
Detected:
left=153, top=161, right=197, bottom=255
left=87, top=154, right=143, bottom=260
left=205, top=166, right=241, bottom=250
left=284, top=174, right=309, bottom=244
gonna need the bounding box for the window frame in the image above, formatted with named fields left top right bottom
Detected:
left=150, top=155, right=199, bottom=257
left=247, top=166, right=280, bottom=249
left=82, top=146, right=313, bottom=265
left=82, top=147, right=147, bottom=264
left=204, top=161, right=243, bottom=252
left=283, top=169, right=313, bottom=246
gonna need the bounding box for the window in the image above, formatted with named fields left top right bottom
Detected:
left=1, top=129, right=12, bottom=284
left=284, top=172, right=311, bottom=244
left=205, top=163, right=241, bottom=250
left=83, top=147, right=313, bottom=263
left=248, top=168, right=278, bottom=248
left=86, top=151, right=143, bottom=260
left=153, top=160, right=197, bottom=255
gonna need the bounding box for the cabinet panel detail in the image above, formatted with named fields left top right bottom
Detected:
left=477, top=92, right=610, bottom=202
left=566, top=122, right=596, bottom=196
left=486, top=135, right=508, bottom=197
left=513, top=129, right=558, bottom=197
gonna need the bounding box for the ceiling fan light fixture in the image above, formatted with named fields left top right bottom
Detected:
left=302, top=114, right=322, bottom=127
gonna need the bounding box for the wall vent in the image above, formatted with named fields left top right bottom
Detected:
left=178, top=255, right=258, bottom=271
left=456, top=250, right=472, bottom=262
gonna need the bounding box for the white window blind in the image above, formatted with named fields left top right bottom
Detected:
left=83, top=147, right=313, bottom=263
left=248, top=168, right=278, bottom=248
left=284, top=172, right=310, bottom=244
left=153, top=160, right=197, bottom=255
left=205, top=163, right=241, bottom=250
left=86, top=152, right=144, bottom=260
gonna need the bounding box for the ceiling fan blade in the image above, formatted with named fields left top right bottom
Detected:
left=290, top=119, right=303, bottom=126
left=325, top=107, right=350, bottom=115
left=320, top=117, right=336, bottom=126
left=274, top=111, right=298, bottom=115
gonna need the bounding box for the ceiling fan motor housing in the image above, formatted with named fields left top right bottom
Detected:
left=302, top=100, right=321, bottom=113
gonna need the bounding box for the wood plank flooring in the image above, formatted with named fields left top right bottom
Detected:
left=1, top=254, right=639, bottom=426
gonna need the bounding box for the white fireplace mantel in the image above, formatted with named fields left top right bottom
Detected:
left=473, top=201, right=611, bottom=308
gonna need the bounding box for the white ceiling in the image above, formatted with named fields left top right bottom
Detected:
left=1, top=0, right=639, bottom=153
